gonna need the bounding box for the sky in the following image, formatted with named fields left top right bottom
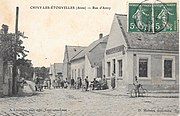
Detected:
left=0, top=0, right=179, bottom=67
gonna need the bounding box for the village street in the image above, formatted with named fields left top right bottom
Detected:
left=0, top=88, right=179, bottom=116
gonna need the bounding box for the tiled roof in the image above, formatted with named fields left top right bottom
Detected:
left=116, top=14, right=179, bottom=51
left=71, top=35, right=109, bottom=61
left=66, top=45, right=86, bottom=62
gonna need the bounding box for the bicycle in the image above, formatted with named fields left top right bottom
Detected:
left=130, top=84, right=148, bottom=97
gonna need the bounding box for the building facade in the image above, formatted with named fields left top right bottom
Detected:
left=105, top=14, right=179, bottom=92
left=49, top=63, right=63, bottom=82
left=71, top=58, right=85, bottom=81
left=63, top=45, right=86, bottom=82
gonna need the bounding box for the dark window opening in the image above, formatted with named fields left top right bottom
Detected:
left=139, top=59, right=148, bottom=77
left=107, top=62, right=111, bottom=77
left=113, top=59, right=116, bottom=74
left=164, top=60, right=172, bottom=78
left=118, top=60, right=123, bottom=77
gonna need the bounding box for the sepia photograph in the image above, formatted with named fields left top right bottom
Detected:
left=0, top=0, right=179, bottom=116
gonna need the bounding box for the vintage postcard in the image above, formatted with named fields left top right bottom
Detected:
left=0, top=0, right=179, bottom=116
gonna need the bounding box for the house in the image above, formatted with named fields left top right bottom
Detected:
left=105, top=14, right=179, bottom=92
left=71, top=34, right=108, bottom=82
left=84, top=34, right=108, bottom=81
left=49, top=63, right=63, bottom=82
left=63, top=45, right=86, bottom=82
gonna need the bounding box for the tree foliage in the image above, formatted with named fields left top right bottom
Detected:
left=0, top=24, right=34, bottom=80
left=34, top=67, right=49, bottom=79
left=0, top=24, right=29, bottom=64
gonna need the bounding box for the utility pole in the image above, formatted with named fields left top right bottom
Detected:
left=12, top=7, right=19, bottom=95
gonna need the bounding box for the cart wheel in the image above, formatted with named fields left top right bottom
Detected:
left=130, top=89, right=137, bottom=98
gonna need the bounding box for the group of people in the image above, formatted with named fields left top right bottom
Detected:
left=34, top=77, right=43, bottom=91
left=70, top=75, right=108, bottom=91
left=34, top=77, right=71, bottom=91
left=34, top=74, right=142, bottom=96
left=70, top=77, right=82, bottom=89
left=92, top=75, right=108, bottom=90
left=52, top=78, right=68, bottom=88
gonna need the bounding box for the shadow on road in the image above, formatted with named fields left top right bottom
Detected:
left=89, top=90, right=128, bottom=97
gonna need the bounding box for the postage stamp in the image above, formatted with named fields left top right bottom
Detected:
left=128, top=2, right=177, bottom=33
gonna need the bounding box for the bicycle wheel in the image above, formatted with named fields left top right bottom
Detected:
left=142, top=89, right=148, bottom=97
left=130, top=89, right=137, bottom=98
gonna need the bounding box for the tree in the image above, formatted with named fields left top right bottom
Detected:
left=34, top=66, right=49, bottom=79
left=0, top=24, right=33, bottom=81
left=1, top=24, right=9, bottom=34
left=17, top=59, right=33, bottom=80
left=0, top=24, right=29, bottom=64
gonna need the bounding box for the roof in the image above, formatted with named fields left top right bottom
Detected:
left=116, top=14, right=179, bottom=51
left=87, top=36, right=108, bottom=67
left=71, top=35, right=109, bottom=61
left=66, top=45, right=86, bottom=62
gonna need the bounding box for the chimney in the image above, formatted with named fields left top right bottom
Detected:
left=99, top=33, right=103, bottom=39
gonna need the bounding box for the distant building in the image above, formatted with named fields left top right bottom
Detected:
left=63, top=45, right=86, bottom=82
left=105, top=14, right=179, bottom=92
left=49, top=63, right=63, bottom=81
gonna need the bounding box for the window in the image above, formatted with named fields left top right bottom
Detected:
left=139, top=59, right=148, bottom=77
left=113, top=59, right=116, bottom=74
left=82, top=68, right=84, bottom=79
left=118, top=60, right=123, bottom=77
left=72, top=69, right=74, bottom=79
left=75, top=69, right=76, bottom=80
left=164, top=60, right=173, bottom=78
left=107, top=62, right=111, bottom=77
left=162, top=56, right=175, bottom=80
left=78, top=68, right=80, bottom=77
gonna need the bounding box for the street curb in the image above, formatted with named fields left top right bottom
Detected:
left=90, top=89, right=179, bottom=98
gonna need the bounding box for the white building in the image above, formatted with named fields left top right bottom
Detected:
left=105, top=14, right=179, bottom=92
left=63, top=45, right=86, bottom=82
left=49, top=63, right=63, bottom=81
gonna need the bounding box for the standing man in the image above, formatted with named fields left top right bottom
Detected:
left=47, top=78, right=51, bottom=89
left=70, top=78, right=75, bottom=89
left=85, top=76, right=89, bottom=91
left=111, top=73, right=115, bottom=89
left=35, top=77, right=40, bottom=91
left=133, top=76, right=141, bottom=97
left=79, top=78, right=82, bottom=88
